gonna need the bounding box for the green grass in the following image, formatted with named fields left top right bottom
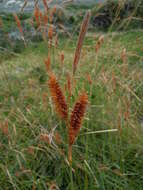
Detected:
left=0, top=29, right=143, bottom=190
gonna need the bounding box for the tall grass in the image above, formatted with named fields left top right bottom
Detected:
left=0, top=0, right=143, bottom=189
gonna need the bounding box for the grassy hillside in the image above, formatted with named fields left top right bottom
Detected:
left=0, top=28, right=143, bottom=189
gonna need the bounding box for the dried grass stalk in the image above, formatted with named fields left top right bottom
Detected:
left=49, top=6, right=56, bottom=23
left=48, top=74, right=68, bottom=121
left=42, top=0, right=48, bottom=12
left=112, top=71, right=116, bottom=92
left=20, top=0, right=28, bottom=13
left=34, top=0, right=39, bottom=8
left=73, top=11, right=91, bottom=75
left=95, top=35, right=104, bottom=53
left=86, top=73, right=92, bottom=85
left=0, top=17, right=3, bottom=28
left=67, top=73, right=72, bottom=97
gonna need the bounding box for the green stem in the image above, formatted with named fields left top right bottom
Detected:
left=70, top=164, right=74, bottom=190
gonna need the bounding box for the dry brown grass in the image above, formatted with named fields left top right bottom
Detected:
left=73, top=10, right=91, bottom=75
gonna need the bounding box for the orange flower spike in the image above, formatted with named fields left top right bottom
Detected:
left=60, top=52, right=64, bottom=63
left=43, top=14, right=48, bottom=26
left=39, top=11, right=43, bottom=25
left=69, top=92, right=88, bottom=146
left=55, top=35, right=58, bottom=48
left=86, top=73, right=92, bottom=85
left=34, top=6, right=40, bottom=27
left=48, top=74, right=68, bottom=121
left=44, top=53, right=51, bottom=72
left=13, top=13, right=23, bottom=35
left=68, top=92, right=88, bottom=163
left=48, top=25, right=53, bottom=39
